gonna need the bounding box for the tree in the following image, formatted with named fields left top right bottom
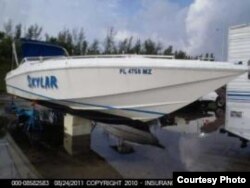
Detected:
left=0, top=31, right=5, bottom=41
left=175, top=50, right=187, bottom=59
left=205, top=53, right=209, bottom=61
left=57, top=29, right=73, bottom=54
left=72, top=28, right=88, bottom=55
left=88, top=39, right=100, bottom=55
left=118, top=39, right=127, bottom=54
left=143, top=39, right=154, bottom=54
left=0, top=36, right=12, bottom=60
left=3, top=20, right=13, bottom=38
left=14, top=24, right=22, bottom=39
left=118, top=37, right=133, bottom=54
left=210, top=53, right=215, bottom=61
left=163, top=45, right=173, bottom=55
left=0, top=20, right=13, bottom=60
left=81, top=40, right=88, bottom=55
left=126, top=37, right=133, bottom=54
left=25, top=24, right=42, bottom=40
left=156, top=42, right=162, bottom=54
left=143, top=39, right=162, bottom=54
left=132, top=39, right=141, bottom=54
left=45, top=33, right=58, bottom=43
left=103, top=27, right=117, bottom=54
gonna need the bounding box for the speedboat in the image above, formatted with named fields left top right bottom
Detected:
left=5, top=39, right=247, bottom=124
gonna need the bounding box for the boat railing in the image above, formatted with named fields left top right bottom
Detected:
left=20, top=56, right=67, bottom=64
left=21, top=54, right=175, bottom=63
left=69, top=54, right=175, bottom=59
left=14, top=39, right=175, bottom=66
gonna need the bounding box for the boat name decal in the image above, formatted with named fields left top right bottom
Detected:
left=119, top=68, right=152, bottom=75
left=27, top=75, right=58, bottom=89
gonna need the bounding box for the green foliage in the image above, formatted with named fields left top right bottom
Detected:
left=164, top=46, right=173, bottom=55
left=118, top=37, right=132, bottom=54
left=0, top=36, right=12, bottom=59
left=15, top=24, right=22, bottom=39
left=143, top=39, right=162, bottom=54
left=103, top=27, right=117, bottom=54
left=3, top=20, right=13, bottom=37
left=0, top=31, right=5, bottom=40
left=132, top=39, right=141, bottom=54
left=25, top=24, right=43, bottom=40
left=0, top=59, right=11, bottom=92
left=88, top=39, right=100, bottom=55
left=174, top=50, right=187, bottom=59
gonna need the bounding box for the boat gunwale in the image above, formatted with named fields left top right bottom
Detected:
left=5, top=64, right=246, bottom=81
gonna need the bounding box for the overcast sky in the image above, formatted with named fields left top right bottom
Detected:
left=1, top=0, right=250, bottom=60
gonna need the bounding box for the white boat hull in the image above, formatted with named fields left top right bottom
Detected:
left=5, top=57, right=246, bottom=121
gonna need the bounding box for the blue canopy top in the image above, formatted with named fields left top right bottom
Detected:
left=21, top=39, right=67, bottom=58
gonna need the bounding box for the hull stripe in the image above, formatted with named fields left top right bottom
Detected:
left=6, top=84, right=166, bottom=116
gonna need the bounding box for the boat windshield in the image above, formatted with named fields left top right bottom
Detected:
left=20, top=39, right=68, bottom=58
